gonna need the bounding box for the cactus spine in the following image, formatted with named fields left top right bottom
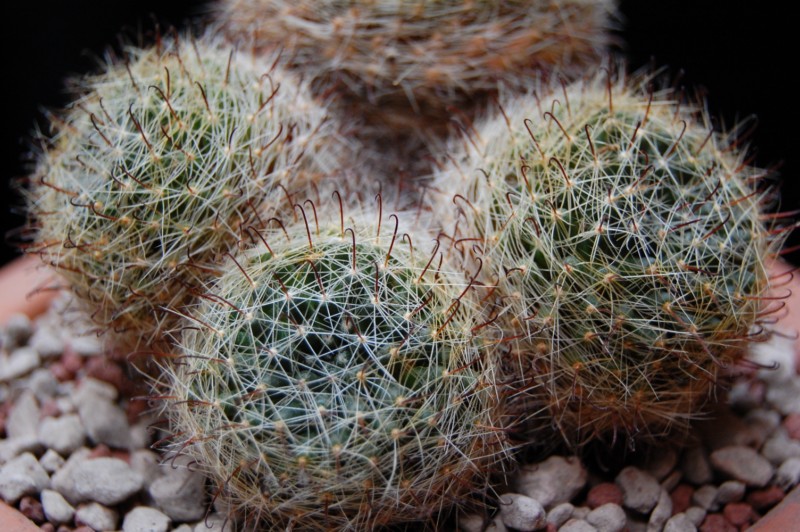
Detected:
left=158, top=198, right=513, bottom=529
left=430, top=67, right=788, bottom=448
left=24, top=32, right=346, bottom=343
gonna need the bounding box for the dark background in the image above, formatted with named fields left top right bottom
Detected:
left=3, top=1, right=798, bottom=265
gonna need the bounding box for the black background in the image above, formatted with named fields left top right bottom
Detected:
left=3, top=1, right=798, bottom=265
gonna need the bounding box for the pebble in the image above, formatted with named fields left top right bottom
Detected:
left=73, top=377, right=118, bottom=405
left=670, top=484, right=694, bottom=514
left=4, top=313, right=33, bottom=347
left=640, top=448, right=678, bottom=481
left=684, top=506, right=706, bottom=527
left=498, top=493, right=545, bottom=532
left=586, top=483, right=623, bottom=509
left=766, top=378, right=800, bottom=415
left=586, top=503, right=625, bottom=532
left=746, top=485, right=785, bottom=510
left=546, top=502, right=574, bottom=528
left=775, top=457, right=800, bottom=489
left=710, top=446, right=774, bottom=487
left=660, top=470, right=682, bottom=492
left=28, top=368, right=58, bottom=402
left=784, top=412, right=800, bottom=440
left=485, top=517, right=507, bottom=532
left=20, top=495, right=45, bottom=523
left=39, top=449, right=65, bottom=474
left=722, top=502, right=755, bottom=528
left=0, top=347, right=41, bottom=382
left=647, top=489, right=672, bottom=532
left=680, top=447, right=713, bottom=485
left=41, top=489, right=75, bottom=524
left=0, top=452, right=50, bottom=503
left=714, top=480, right=745, bottom=504
left=663, top=512, right=696, bottom=532
left=29, top=327, right=64, bottom=359
left=559, top=519, right=597, bottom=532
left=457, top=513, right=485, bottom=532
left=615, top=467, right=661, bottom=514
left=122, top=506, right=171, bottom=532
left=761, top=430, right=800, bottom=464
left=148, top=461, right=207, bottom=521
left=79, top=399, right=131, bottom=449
left=130, top=449, right=162, bottom=489
left=0, top=435, right=40, bottom=464
left=38, top=415, right=85, bottom=455
left=75, top=502, right=118, bottom=531
left=53, top=456, right=143, bottom=506
left=698, top=513, right=735, bottom=532
left=515, top=455, right=587, bottom=508
left=692, top=485, right=718, bottom=511
left=6, top=390, right=39, bottom=439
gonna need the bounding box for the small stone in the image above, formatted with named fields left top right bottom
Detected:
left=30, top=326, right=63, bottom=358
left=710, top=446, right=774, bottom=487
left=761, top=430, right=800, bottom=464
left=776, top=457, right=800, bottom=489
left=42, top=489, right=75, bottom=524
left=39, top=449, right=66, bottom=474
left=722, top=502, right=754, bottom=528
left=766, top=376, right=800, bottom=415
left=0, top=347, right=41, bottom=382
left=6, top=391, right=40, bottom=439
left=744, top=408, right=782, bottom=439
left=784, top=413, right=800, bottom=440
left=38, top=415, right=86, bottom=456
left=4, top=313, right=32, bottom=346
left=559, top=519, right=598, bottom=532
left=615, top=466, right=661, bottom=513
left=546, top=502, right=574, bottom=528
left=670, top=484, right=694, bottom=514
left=28, top=369, right=59, bottom=402
left=714, top=481, right=745, bottom=504
left=457, top=513, right=486, bottom=532
left=680, top=447, right=713, bottom=485
left=498, top=493, right=546, bottom=532
left=515, top=455, right=587, bottom=508
left=75, top=502, right=118, bottom=531
left=660, top=470, right=682, bottom=492
left=699, top=513, right=735, bottom=532
left=692, top=485, right=718, bottom=511
left=173, top=526, right=193, bottom=532
left=53, top=456, right=143, bottom=505
left=571, top=506, right=590, bottom=520
left=641, top=448, right=678, bottom=481
left=0, top=452, right=50, bottom=503
left=123, top=506, right=171, bottom=532
left=79, top=399, right=130, bottom=449
left=647, top=489, right=672, bottom=532
left=73, top=377, right=118, bottom=405
left=0, top=435, right=40, bottom=464
left=685, top=507, right=706, bottom=527
left=485, top=517, right=508, bottom=532
left=149, top=462, right=207, bottom=521
left=19, top=495, right=45, bottom=523
left=745, top=485, right=785, bottom=510
left=586, top=483, right=623, bottom=509
left=664, top=513, right=696, bottom=532
left=70, top=335, right=103, bottom=357
left=586, top=503, right=625, bottom=532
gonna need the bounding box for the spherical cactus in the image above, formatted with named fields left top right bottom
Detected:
left=429, top=66, right=790, bottom=449
left=215, top=0, right=618, bottom=140
left=23, top=31, right=348, bottom=344
left=157, top=198, right=513, bottom=529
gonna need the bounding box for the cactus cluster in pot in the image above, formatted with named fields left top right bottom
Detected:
left=17, top=0, right=794, bottom=529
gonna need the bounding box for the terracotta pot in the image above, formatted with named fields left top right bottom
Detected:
left=0, top=501, right=39, bottom=531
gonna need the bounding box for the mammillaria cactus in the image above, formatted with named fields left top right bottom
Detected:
left=215, top=0, right=617, bottom=140
left=23, top=31, right=347, bottom=343
left=429, top=67, right=790, bottom=448
left=158, top=198, right=514, bottom=529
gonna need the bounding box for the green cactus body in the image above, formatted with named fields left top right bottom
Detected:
left=24, top=32, right=345, bottom=343
left=216, top=0, right=617, bottom=140
left=160, top=202, right=512, bottom=529
left=430, top=68, right=786, bottom=448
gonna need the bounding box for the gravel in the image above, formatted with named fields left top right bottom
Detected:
left=1, top=297, right=800, bottom=531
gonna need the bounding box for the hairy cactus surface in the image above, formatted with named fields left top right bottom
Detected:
left=429, top=67, right=789, bottom=448
left=158, top=199, right=513, bottom=529
left=216, top=0, right=617, bottom=139
left=23, top=31, right=347, bottom=343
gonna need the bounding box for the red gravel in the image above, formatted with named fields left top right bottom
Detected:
left=747, top=485, right=785, bottom=511
left=18, top=496, right=44, bottom=524
left=722, top=502, right=755, bottom=527
left=586, top=483, right=623, bottom=509
left=700, top=513, right=737, bottom=532
left=670, top=484, right=694, bottom=515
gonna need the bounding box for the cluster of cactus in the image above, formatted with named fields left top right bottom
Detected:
left=18, top=0, right=793, bottom=530
left=23, top=31, right=347, bottom=344
left=160, top=199, right=512, bottom=529
left=429, top=69, right=785, bottom=447
left=216, top=0, right=617, bottom=141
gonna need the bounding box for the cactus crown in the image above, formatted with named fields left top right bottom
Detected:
left=160, top=198, right=512, bottom=529
left=431, top=67, right=786, bottom=448
left=24, top=31, right=342, bottom=342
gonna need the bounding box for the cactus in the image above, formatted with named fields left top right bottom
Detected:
left=429, top=67, right=789, bottom=448
left=215, top=0, right=618, bottom=141
left=157, top=198, right=513, bottom=529
left=23, top=31, right=347, bottom=343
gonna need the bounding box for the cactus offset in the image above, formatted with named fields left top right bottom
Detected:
left=23, top=32, right=346, bottom=343
left=430, top=67, right=789, bottom=448
left=157, top=198, right=513, bottom=529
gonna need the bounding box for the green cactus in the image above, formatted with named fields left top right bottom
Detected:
left=23, top=31, right=347, bottom=344
left=429, top=67, right=789, bottom=448
left=157, top=198, right=513, bottom=529
left=215, top=0, right=618, bottom=141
